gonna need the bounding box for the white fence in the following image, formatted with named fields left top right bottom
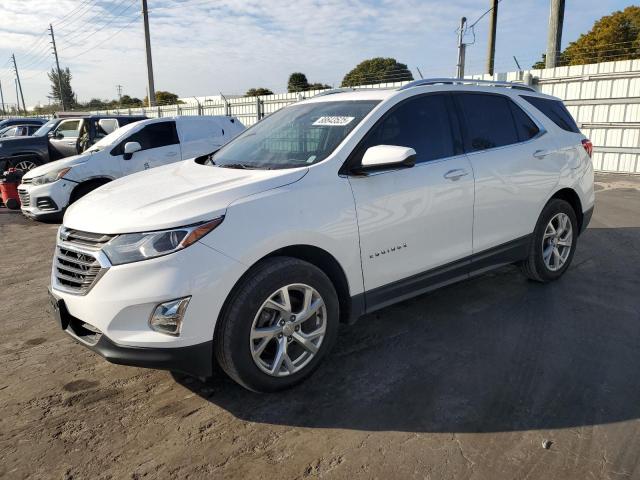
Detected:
left=89, top=60, right=640, bottom=174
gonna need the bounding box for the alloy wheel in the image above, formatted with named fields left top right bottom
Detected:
left=14, top=160, right=37, bottom=171
left=541, top=212, right=573, bottom=271
left=250, top=283, right=327, bottom=377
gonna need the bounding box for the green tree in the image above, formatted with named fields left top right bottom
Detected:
left=532, top=6, right=640, bottom=68
left=48, top=66, right=75, bottom=108
left=143, top=91, right=183, bottom=105
left=308, top=82, right=332, bottom=90
left=341, top=57, right=413, bottom=87
left=287, top=72, right=309, bottom=93
left=120, top=95, right=143, bottom=107
left=245, top=87, right=274, bottom=97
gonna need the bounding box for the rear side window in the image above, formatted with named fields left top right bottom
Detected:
left=510, top=102, right=540, bottom=141
left=356, top=94, right=455, bottom=164
left=112, top=121, right=179, bottom=156
left=455, top=93, right=520, bottom=151
left=520, top=96, right=580, bottom=133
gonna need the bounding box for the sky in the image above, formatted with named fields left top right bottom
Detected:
left=0, top=0, right=637, bottom=108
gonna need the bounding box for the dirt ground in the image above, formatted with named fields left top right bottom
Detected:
left=1, top=173, right=639, bottom=480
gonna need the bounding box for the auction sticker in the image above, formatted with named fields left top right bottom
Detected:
left=313, top=116, right=355, bottom=126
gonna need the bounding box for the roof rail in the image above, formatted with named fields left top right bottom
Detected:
left=313, top=87, right=357, bottom=97
left=398, top=78, right=536, bottom=92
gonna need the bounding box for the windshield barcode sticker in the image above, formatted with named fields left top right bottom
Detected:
left=313, top=116, right=355, bottom=126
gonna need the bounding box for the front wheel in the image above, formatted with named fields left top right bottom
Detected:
left=12, top=156, right=42, bottom=172
left=520, top=199, right=578, bottom=282
left=215, top=257, right=339, bottom=392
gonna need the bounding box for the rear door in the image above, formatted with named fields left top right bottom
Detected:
left=49, top=119, right=82, bottom=159
left=453, top=92, right=560, bottom=255
left=115, top=121, right=181, bottom=175
left=348, top=93, right=475, bottom=307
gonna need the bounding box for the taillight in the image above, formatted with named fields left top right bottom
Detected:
left=582, top=138, right=593, bottom=158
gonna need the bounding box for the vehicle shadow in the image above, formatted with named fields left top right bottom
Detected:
left=175, top=227, right=640, bottom=433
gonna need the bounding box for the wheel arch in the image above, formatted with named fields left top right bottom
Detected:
left=70, top=177, right=113, bottom=202
left=548, top=187, right=584, bottom=231
left=220, top=244, right=360, bottom=327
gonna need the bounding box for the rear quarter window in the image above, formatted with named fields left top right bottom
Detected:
left=520, top=95, right=580, bottom=133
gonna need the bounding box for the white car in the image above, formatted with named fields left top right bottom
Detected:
left=49, top=80, right=595, bottom=392
left=19, top=116, right=245, bottom=220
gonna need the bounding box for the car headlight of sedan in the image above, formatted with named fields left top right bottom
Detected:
left=31, top=167, right=72, bottom=185
left=102, top=217, right=224, bottom=265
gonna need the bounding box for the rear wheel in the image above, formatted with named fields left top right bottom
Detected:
left=520, top=199, right=578, bottom=282
left=215, top=257, right=339, bottom=392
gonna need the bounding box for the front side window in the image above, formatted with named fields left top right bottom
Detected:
left=353, top=94, right=455, bottom=165
left=212, top=100, right=380, bottom=169
left=112, top=121, right=179, bottom=156
left=456, top=93, right=520, bottom=152
left=55, top=120, right=81, bottom=139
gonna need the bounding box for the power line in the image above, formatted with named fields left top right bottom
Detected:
left=59, top=0, right=137, bottom=47
left=52, top=0, right=96, bottom=28
left=64, top=13, right=142, bottom=61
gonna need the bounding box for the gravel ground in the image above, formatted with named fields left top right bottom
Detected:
left=1, top=173, right=639, bottom=480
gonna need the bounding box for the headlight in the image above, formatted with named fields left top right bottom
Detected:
left=102, top=217, right=224, bottom=265
left=32, top=167, right=72, bottom=185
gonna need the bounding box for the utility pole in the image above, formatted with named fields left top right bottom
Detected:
left=0, top=80, right=5, bottom=115
left=486, top=0, right=498, bottom=75
left=456, top=17, right=467, bottom=78
left=141, top=0, right=156, bottom=106
left=546, top=0, right=565, bottom=68
left=49, top=24, right=66, bottom=111
left=116, top=84, right=123, bottom=103
left=11, top=54, right=26, bottom=114
left=15, top=79, right=21, bottom=114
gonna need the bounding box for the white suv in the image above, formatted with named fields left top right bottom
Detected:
left=19, top=116, right=244, bottom=221
left=49, top=80, right=594, bottom=392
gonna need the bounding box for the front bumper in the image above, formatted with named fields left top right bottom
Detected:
left=19, top=179, right=75, bottom=219
left=51, top=292, right=213, bottom=377
left=50, top=240, right=246, bottom=375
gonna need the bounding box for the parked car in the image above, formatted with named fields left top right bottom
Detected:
left=49, top=80, right=595, bottom=392
left=0, top=114, right=145, bottom=172
left=20, top=116, right=245, bottom=220
left=0, top=124, right=41, bottom=138
left=0, top=117, right=46, bottom=130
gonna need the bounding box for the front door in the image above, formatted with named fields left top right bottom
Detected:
left=348, top=93, right=475, bottom=310
left=49, top=119, right=82, bottom=159
left=115, top=121, right=182, bottom=175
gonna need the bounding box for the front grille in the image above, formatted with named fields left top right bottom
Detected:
left=21, top=178, right=33, bottom=185
left=55, top=248, right=103, bottom=294
left=60, top=227, right=114, bottom=248
left=18, top=189, right=30, bottom=207
left=54, top=228, right=115, bottom=294
left=36, top=197, right=58, bottom=211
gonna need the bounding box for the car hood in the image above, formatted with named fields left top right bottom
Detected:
left=64, top=160, right=309, bottom=234
left=0, top=134, right=47, bottom=149
left=22, top=154, right=90, bottom=179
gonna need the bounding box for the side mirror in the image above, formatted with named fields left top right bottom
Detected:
left=358, top=145, right=416, bottom=172
left=123, top=141, right=142, bottom=160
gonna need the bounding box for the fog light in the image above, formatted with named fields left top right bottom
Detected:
left=149, top=297, right=191, bottom=336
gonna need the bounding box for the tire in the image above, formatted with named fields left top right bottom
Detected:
left=69, top=181, right=109, bottom=204
left=11, top=156, right=42, bottom=172
left=520, top=198, right=578, bottom=283
left=215, top=257, right=340, bottom=392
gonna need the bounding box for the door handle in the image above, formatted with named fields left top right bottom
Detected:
left=533, top=149, right=552, bottom=159
left=443, top=169, right=469, bottom=181
left=166, top=151, right=178, bottom=157
left=66, top=142, right=76, bottom=146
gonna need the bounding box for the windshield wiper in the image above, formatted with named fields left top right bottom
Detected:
left=219, top=163, right=263, bottom=170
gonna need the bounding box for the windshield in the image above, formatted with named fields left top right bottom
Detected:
left=212, top=100, right=380, bottom=169
left=34, top=119, right=58, bottom=137
left=87, top=120, right=140, bottom=152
